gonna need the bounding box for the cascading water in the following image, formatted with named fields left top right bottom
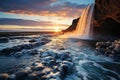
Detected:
left=63, top=4, right=94, bottom=39
left=75, top=4, right=94, bottom=38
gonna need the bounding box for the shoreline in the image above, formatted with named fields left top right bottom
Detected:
left=0, top=32, right=55, bottom=37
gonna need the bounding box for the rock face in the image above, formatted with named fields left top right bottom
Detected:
left=94, top=0, right=120, bottom=25
left=94, top=0, right=120, bottom=37
left=64, top=0, right=120, bottom=37
left=63, top=18, right=79, bottom=32
left=96, top=39, right=120, bottom=61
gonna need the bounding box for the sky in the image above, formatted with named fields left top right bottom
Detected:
left=0, top=0, right=94, bottom=32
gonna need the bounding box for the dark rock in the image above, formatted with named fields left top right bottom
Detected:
left=46, top=72, right=61, bottom=80
left=0, top=37, right=9, bottom=43
left=41, top=38, right=49, bottom=42
left=14, top=52, right=23, bottom=57
left=26, top=73, right=39, bottom=80
left=58, top=52, right=71, bottom=60
left=41, top=51, right=57, bottom=58
left=35, top=72, right=45, bottom=78
left=8, top=74, right=16, bottom=80
left=49, top=60, right=56, bottom=66
left=0, top=41, right=47, bottom=56
left=29, top=39, right=36, bottom=43
left=32, top=62, right=43, bottom=66
left=59, top=61, right=74, bottom=76
left=28, top=49, right=38, bottom=55
left=96, top=39, right=120, bottom=61
left=59, top=64, right=69, bottom=76
left=31, top=66, right=44, bottom=71
left=93, top=18, right=120, bottom=37
left=24, top=67, right=31, bottom=71
left=64, top=0, right=120, bottom=37
left=0, top=73, right=9, bottom=80
left=94, top=0, right=120, bottom=25
left=59, top=47, right=65, bottom=50
left=63, top=18, right=79, bottom=32
left=15, top=71, right=28, bottom=80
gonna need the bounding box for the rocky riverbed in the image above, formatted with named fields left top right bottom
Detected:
left=0, top=34, right=120, bottom=80
left=0, top=34, right=75, bottom=80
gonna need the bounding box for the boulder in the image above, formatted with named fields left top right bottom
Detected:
left=15, top=71, right=28, bottom=80
left=8, top=74, right=16, bottom=80
left=28, top=49, right=39, bottom=55
left=59, top=61, right=74, bottom=75
left=14, top=52, right=23, bottom=57
left=26, top=73, right=39, bottom=80
left=29, top=39, right=36, bottom=43
left=96, top=39, right=120, bottom=61
left=31, top=66, right=44, bottom=71
left=0, top=73, right=9, bottom=80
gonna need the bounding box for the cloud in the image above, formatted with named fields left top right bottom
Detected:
left=0, top=0, right=86, bottom=17
left=0, top=18, right=69, bottom=27
left=0, top=18, right=53, bottom=26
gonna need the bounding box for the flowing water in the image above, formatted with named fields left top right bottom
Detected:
left=63, top=4, right=94, bottom=39
left=44, top=36, right=120, bottom=80
left=75, top=4, right=94, bottom=37
left=63, top=38, right=120, bottom=80
left=0, top=35, right=120, bottom=80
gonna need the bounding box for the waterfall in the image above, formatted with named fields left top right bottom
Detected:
left=75, top=4, right=94, bottom=38
left=63, top=4, right=94, bottom=39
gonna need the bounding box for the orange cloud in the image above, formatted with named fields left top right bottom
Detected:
left=6, top=7, right=83, bottom=18
left=0, top=0, right=86, bottom=18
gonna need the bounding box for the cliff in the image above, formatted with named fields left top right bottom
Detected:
left=64, top=0, right=120, bottom=37
left=94, top=0, right=120, bottom=25
left=63, top=18, right=79, bottom=32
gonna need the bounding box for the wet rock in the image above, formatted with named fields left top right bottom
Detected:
left=56, top=59, right=62, bottom=63
left=49, top=60, right=56, bottom=66
left=0, top=73, right=9, bottom=80
left=28, top=49, right=39, bottom=55
left=35, top=72, right=45, bottom=78
left=52, top=66, right=59, bottom=73
left=46, top=72, right=61, bottom=80
left=15, top=71, right=28, bottom=80
left=14, top=52, right=23, bottom=57
left=8, top=74, right=16, bottom=80
left=32, top=62, right=44, bottom=67
left=0, top=37, right=9, bottom=43
left=24, top=67, right=31, bottom=71
left=114, top=41, right=120, bottom=52
left=26, top=73, right=39, bottom=80
left=59, top=47, right=65, bottom=50
left=41, top=56, right=54, bottom=63
left=31, top=66, right=44, bottom=71
left=41, top=51, right=57, bottom=58
left=59, top=61, right=74, bottom=75
left=42, top=67, right=52, bottom=75
left=96, top=39, right=120, bottom=61
left=96, top=41, right=111, bottom=49
left=0, top=40, right=50, bottom=56
left=29, top=39, right=36, bottom=43
left=58, top=51, right=71, bottom=60
left=41, top=38, right=49, bottom=42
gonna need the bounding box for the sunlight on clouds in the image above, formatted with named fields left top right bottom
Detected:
left=0, top=25, right=68, bottom=32
left=0, top=0, right=94, bottom=32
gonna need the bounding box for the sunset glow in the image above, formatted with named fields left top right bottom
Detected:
left=0, top=0, right=94, bottom=32
left=54, top=27, right=61, bottom=32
